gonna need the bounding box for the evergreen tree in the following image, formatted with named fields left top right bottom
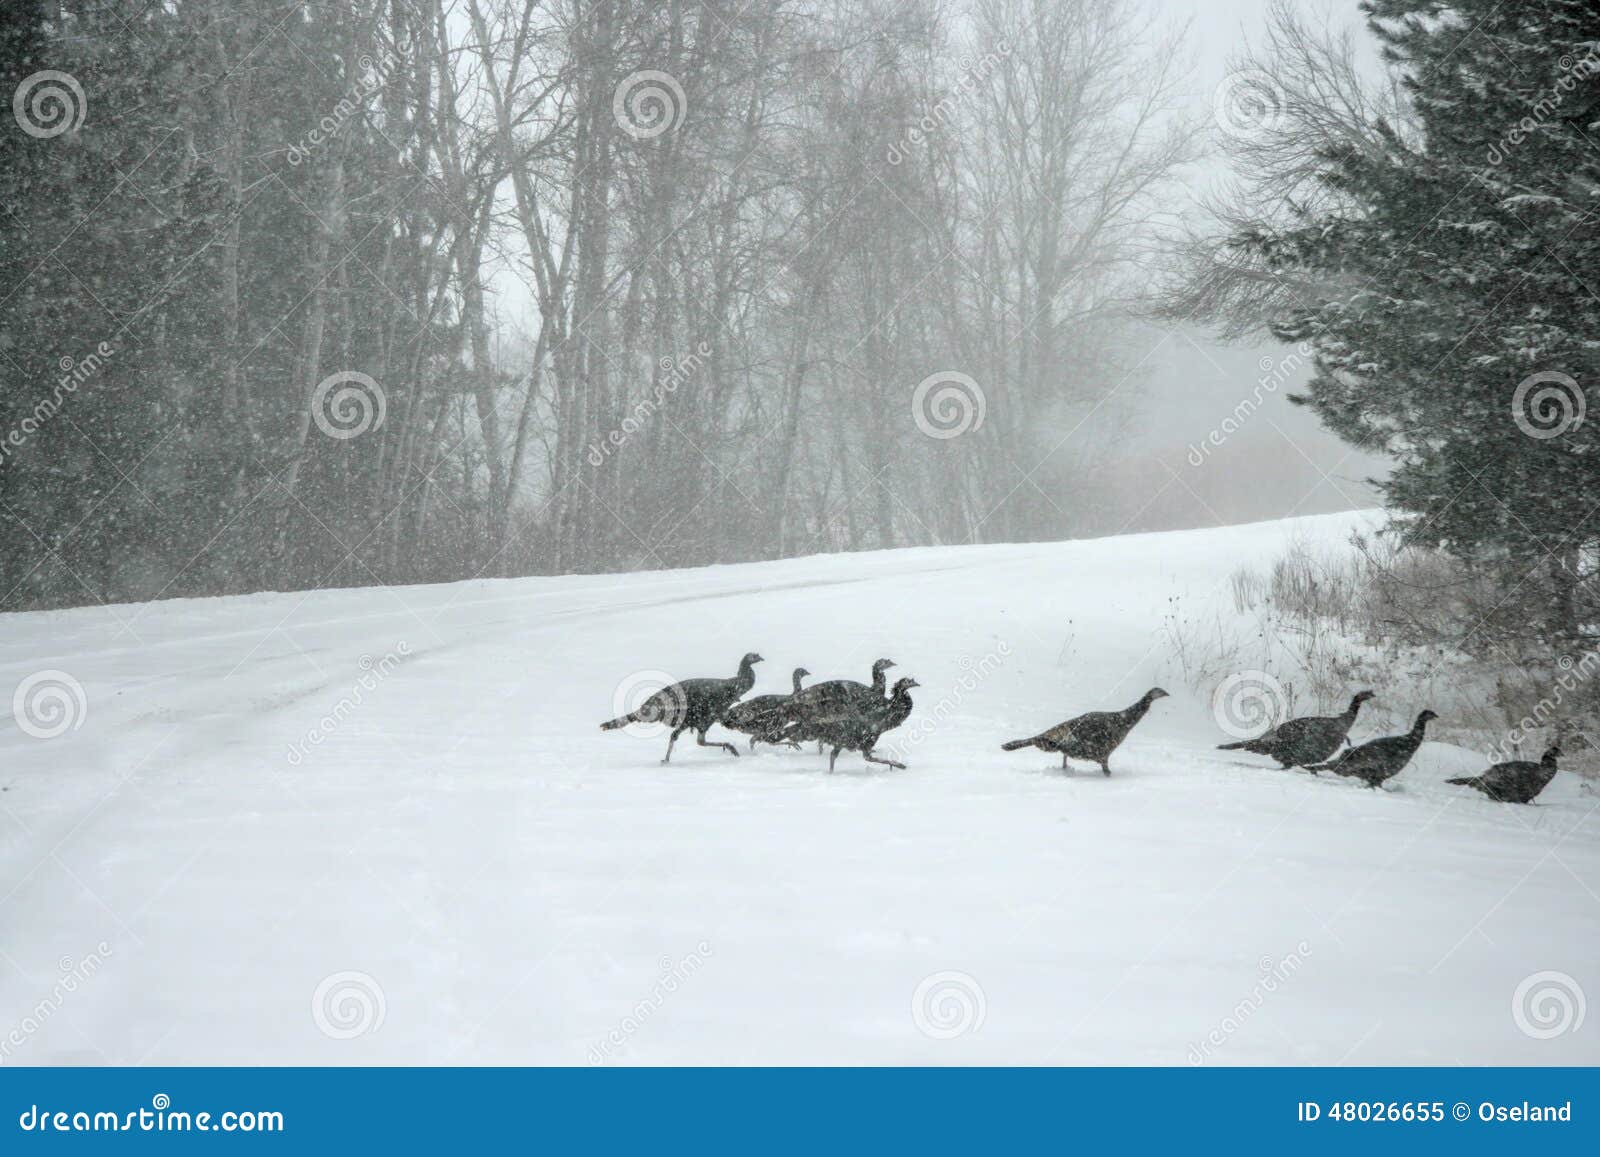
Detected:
left=1222, top=0, right=1600, bottom=652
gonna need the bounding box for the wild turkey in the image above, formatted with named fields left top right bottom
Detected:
left=1001, top=687, right=1169, bottom=775
left=1217, top=690, right=1375, bottom=768
left=1447, top=745, right=1561, bottom=804
left=1305, top=709, right=1436, bottom=788
left=722, top=666, right=809, bottom=751
left=788, top=658, right=895, bottom=716
left=800, top=676, right=919, bottom=773
left=600, top=652, right=762, bottom=763
left=787, top=657, right=895, bottom=752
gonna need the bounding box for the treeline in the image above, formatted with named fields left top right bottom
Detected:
left=0, top=0, right=1191, bottom=611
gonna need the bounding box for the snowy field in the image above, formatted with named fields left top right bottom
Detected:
left=2, top=510, right=1596, bottom=1066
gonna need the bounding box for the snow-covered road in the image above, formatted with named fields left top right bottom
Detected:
left=2, top=511, right=1595, bottom=1064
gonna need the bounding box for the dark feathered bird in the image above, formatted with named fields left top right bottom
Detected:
left=722, top=666, right=809, bottom=751
left=1217, top=690, right=1375, bottom=768
left=1447, top=745, right=1561, bottom=804
left=600, top=652, right=762, bottom=763
left=1001, top=687, right=1169, bottom=775
left=799, top=676, right=919, bottom=773
left=1305, top=709, right=1436, bottom=788
left=787, top=658, right=895, bottom=753
left=788, top=658, right=895, bottom=717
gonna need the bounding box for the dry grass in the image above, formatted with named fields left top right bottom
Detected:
left=1199, top=531, right=1600, bottom=773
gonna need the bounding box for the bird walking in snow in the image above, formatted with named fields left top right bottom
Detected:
left=788, top=658, right=896, bottom=716
left=600, top=652, right=763, bottom=763
left=722, top=666, right=809, bottom=751
left=1305, top=709, right=1436, bottom=788
left=786, top=657, right=896, bottom=754
left=1001, top=687, right=1169, bottom=775
left=1447, top=745, right=1561, bottom=804
left=1217, top=690, right=1375, bottom=769
left=796, top=676, right=920, bottom=773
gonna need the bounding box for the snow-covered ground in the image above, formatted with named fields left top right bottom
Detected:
left=2, top=511, right=1595, bottom=1065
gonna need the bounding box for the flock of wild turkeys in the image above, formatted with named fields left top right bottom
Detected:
left=600, top=654, right=1564, bottom=804
left=600, top=653, right=916, bottom=773
left=1215, top=692, right=1561, bottom=802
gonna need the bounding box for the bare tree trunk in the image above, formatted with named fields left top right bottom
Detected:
left=557, top=0, right=618, bottom=570
left=277, top=145, right=350, bottom=566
